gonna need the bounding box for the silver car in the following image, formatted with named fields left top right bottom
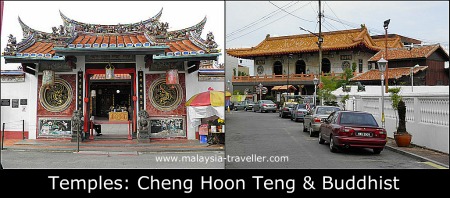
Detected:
left=253, top=100, right=277, bottom=113
left=243, top=100, right=255, bottom=111
left=303, top=106, right=341, bottom=137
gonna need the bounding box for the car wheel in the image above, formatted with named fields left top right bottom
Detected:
left=309, top=124, right=315, bottom=137
left=244, top=107, right=247, bottom=111
left=272, top=110, right=276, bottom=113
left=318, top=132, right=325, bottom=144
left=329, top=135, right=338, bottom=153
left=302, top=123, right=307, bottom=132
left=373, top=148, right=383, bottom=154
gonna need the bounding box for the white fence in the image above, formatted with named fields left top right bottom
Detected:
left=334, top=86, right=449, bottom=154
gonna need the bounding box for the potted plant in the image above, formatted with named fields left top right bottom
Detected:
left=394, top=99, right=412, bottom=147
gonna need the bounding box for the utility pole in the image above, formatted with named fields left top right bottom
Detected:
left=318, top=0, right=324, bottom=105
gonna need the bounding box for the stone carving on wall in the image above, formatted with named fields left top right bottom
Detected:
left=149, top=78, right=183, bottom=111
left=39, top=78, right=73, bottom=112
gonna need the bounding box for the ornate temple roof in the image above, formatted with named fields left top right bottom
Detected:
left=2, top=9, right=219, bottom=61
left=368, top=44, right=449, bottom=62
left=227, top=27, right=403, bottom=58
left=351, top=66, right=428, bottom=81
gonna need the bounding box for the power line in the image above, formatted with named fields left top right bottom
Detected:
left=324, top=1, right=350, bottom=30
left=268, top=1, right=314, bottom=23
left=226, top=1, right=298, bottom=38
left=228, top=1, right=313, bottom=43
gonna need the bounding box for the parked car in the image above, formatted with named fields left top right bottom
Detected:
left=243, top=100, right=255, bottom=111
left=290, top=103, right=314, bottom=122
left=279, top=102, right=298, bottom=118
left=253, top=100, right=277, bottom=113
left=233, top=101, right=245, bottom=111
left=303, top=106, right=341, bottom=137
left=318, top=111, right=387, bottom=154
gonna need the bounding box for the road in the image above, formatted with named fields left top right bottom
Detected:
left=1, top=151, right=224, bottom=169
left=225, top=111, right=436, bottom=169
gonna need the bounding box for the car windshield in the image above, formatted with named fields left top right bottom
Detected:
left=297, top=104, right=307, bottom=109
left=286, top=104, right=296, bottom=108
left=261, top=100, right=274, bottom=104
left=316, top=107, right=340, bottom=115
left=339, top=112, right=378, bottom=127
left=247, top=101, right=254, bottom=104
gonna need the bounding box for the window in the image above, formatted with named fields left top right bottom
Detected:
left=368, top=62, right=372, bottom=70
left=239, top=60, right=243, bottom=64
left=358, top=59, right=363, bottom=73
left=339, top=112, right=378, bottom=126
left=342, top=61, right=351, bottom=71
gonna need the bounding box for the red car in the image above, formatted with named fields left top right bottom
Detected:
left=318, top=111, right=387, bottom=154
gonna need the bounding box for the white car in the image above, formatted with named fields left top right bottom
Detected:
left=303, top=106, right=341, bottom=137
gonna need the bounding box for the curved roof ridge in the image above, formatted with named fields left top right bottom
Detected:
left=59, top=8, right=163, bottom=27
left=168, top=16, right=207, bottom=37
left=18, top=16, right=52, bottom=36
left=266, top=27, right=363, bottom=41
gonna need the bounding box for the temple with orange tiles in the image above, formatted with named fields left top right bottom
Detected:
left=1, top=9, right=223, bottom=141
left=226, top=26, right=448, bottom=98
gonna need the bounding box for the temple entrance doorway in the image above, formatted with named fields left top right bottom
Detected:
left=85, top=66, right=136, bottom=140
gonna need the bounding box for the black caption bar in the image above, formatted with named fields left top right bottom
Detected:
left=0, top=169, right=448, bottom=196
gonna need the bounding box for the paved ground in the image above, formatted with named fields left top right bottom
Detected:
left=0, top=138, right=224, bottom=169
left=1, top=150, right=224, bottom=169
left=225, top=111, right=448, bottom=169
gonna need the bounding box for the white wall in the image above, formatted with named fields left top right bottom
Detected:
left=1, top=72, right=37, bottom=138
left=255, top=51, right=374, bottom=76
left=185, top=70, right=224, bottom=139
left=333, top=86, right=449, bottom=153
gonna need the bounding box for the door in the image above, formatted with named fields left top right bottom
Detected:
left=321, top=112, right=336, bottom=140
left=295, top=60, right=306, bottom=74
left=273, top=61, right=283, bottom=75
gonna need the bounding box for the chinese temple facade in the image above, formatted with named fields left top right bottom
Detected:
left=1, top=9, right=222, bottom=140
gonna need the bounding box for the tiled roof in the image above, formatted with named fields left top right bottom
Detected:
left=19, top=41, right=55, bottom=56
left=165, top=40, right=202, bottom=53
left=70, top=33, right=149, bottom=47
left=368, top=44, right=449, bottom=61
left=372, top=36, right=403, bottom=49
left=227, top=27, right=403, bottom=58
left=350, top=66, right=428, bottom=81
left=272, top=85, right=297, bottom=91
left=90, top=74, right=131, bottom=80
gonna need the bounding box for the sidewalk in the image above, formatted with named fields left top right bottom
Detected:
left=1, top=138, right=224, bottom=153
left=384, top=138, right=448, bottom=169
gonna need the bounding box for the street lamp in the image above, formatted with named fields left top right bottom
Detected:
left=411, top=64, right=419, bottom=92
left=378, top=57, right=388, bottom=129
left=313, top=76, right=319, bottom=106
left=258, top=83, right=263, bottom=101
left=383, top=19, right=390, bottom=93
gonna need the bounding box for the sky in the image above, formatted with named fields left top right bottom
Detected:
left=0, top=1, right=224, bottom=70
left=226, top=1, right=449, bottom=50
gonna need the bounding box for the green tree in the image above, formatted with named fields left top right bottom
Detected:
left=352, top=62, right=357, bottom=72
left=340, top=94, right=350, bottom=110
left=388, top=87, right=402, bottom=129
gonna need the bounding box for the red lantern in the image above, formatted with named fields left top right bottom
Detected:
left=84, top=97, right=89, bottom=103
left=166, top=69, right=179, bottom=85
left=132, top=96, right=137, bottom=101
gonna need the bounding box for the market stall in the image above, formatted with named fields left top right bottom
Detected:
left=186, top=88, right=225, bottom=144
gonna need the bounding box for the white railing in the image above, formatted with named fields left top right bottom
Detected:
left=335, top=86, right=449, bottom=154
